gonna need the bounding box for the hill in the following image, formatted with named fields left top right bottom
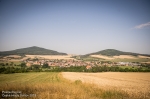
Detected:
left=83, top=49, right=150, bottom=57
left=0, top=46, right=67, bottom=56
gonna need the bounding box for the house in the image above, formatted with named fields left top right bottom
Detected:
left=26, top=63, right=31, bottom=67
left=86, top=65, right=92, bottom=69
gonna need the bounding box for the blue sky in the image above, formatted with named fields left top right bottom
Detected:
left=0, top=0, right=150, bottom=55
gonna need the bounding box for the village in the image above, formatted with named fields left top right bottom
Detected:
left=24, top=58, right=141, bottom=69
left=0, top=55, right=142, bottom=70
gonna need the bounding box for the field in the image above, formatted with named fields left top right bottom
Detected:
left=62, top=72, right=150, bottom=99
left=1, top=72, right=142, bottom=99
left=0, top=72, right=89, bottom=99
left=90, top=55, right=114, bottom=60
left=90, top=55, right=138, bottom=60
left=25, top=55, right=75, bottom=60
left=90, top=55, right=150, bottom=62
left=0, top=61, right=21, bottom=68
left=4, top=55, right=21, bottom=58
left=110, top=58, right=150, bottom=62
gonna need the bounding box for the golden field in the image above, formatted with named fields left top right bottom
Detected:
left=62, top=72, right=150, bottom=99
left=0, top=72, right=150, bottom=99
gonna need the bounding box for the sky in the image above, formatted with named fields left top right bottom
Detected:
left=0, top=0, right=150, bottom=55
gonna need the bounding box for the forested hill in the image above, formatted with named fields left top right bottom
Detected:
left=84, top=49, right=150, bottom=57
left=0, top=46, right=67, bottom=56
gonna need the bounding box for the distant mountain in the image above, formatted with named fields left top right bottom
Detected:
left=0, top=46, right=67, bottom=56
left=84, top=49, right=150, bottom=57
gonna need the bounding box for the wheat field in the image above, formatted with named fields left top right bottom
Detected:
left=62, top=72, right=150, bottom=99
left=0, top=72, right=149, bottom=99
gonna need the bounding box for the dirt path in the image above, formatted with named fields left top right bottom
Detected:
left=62, top=72, right=150, bottom=97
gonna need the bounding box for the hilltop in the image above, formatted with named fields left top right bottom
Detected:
left=0, top=46, right=67, bottom=56
left=82, top=49, right=150, bottom=57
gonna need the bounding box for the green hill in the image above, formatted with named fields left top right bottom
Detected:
left=83, top=49, right=150, bottom=57
left=0, top=46, right=67, bottom=56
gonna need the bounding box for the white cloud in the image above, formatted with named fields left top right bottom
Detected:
left=134, top=22, right=150, bottom=29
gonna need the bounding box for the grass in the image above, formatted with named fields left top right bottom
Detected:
left=118, top=66, right=148, bottom=70
left=0, top=61, right=21, bottom=64
left=0, top=72, right=142, bottom=99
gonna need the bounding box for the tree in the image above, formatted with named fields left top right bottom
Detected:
left=5, top=63, right=9, bottom=66
left=124, top=68, right=129, bottom=72
left=11, top=62, right=14, bottom=65
left=0, top=67, right=6, bottom=73
left=2, top=63, right=5, bottom=66
left=21, top=62, right=26, bottom=67
left=42, top=63, right=49, bottom=68
left=32, top=65, right=40, bottom=70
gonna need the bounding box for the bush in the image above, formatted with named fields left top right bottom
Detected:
left=74, top=80, right=82, bottom=84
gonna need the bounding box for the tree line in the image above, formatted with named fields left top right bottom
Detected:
left=0, top=63, right=150, bottom=74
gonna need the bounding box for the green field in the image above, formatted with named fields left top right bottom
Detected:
left=0, top=61, right=21, bottom=66
left=0, top=72, right=133, bottom=99
left=0, top=61, right=22, bottom=69
left=118, top=66, right=148, bottom=70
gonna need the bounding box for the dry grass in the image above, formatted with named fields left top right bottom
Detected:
left=0, top=72, right=131, bottom=99
left=90, top=55, right=114, bottom=60
left=141, top=61, right=150, bottom=64
left=62, top=72, right=150, bottom=99
left=4, top=55, right=21, bottom=58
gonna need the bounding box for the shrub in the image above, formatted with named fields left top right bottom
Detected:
left=74, top=80, right=82, bottom=85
